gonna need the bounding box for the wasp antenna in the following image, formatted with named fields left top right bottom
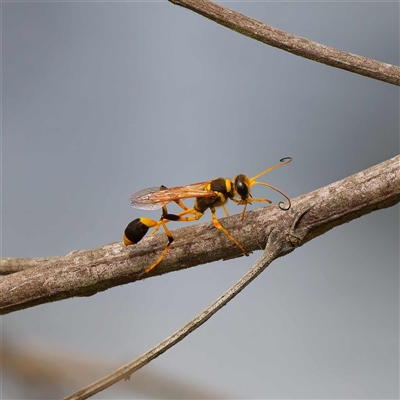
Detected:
left=249, top=157, right=292, bottom=184
left=278, top=199, right=291, bottom=211
left=251, top=181, right=291, bottom=211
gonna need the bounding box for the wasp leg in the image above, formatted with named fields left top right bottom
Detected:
left=232, top=197, right=272, bottom=205
left=173, top=199, right=189, bottom=211
left=210, top=207, right=249, bottom=256
left=245, top=197, right=272, bottom=204
left=231, top=197, right=272, bottom=221
left=150, top=205, right=170, bottom=236
left=163, top=208, right=249, bottom=256
left=222, top=204, right=230, bottom=217
left=159, top=184, right=190, bottom=212
left=124, top=217, right=175, bottom=275
left=163, top=207, right=203, bottom=222
left=150, top=198, right=189, bottom=236
left=143, top=219, right=174, bottom=274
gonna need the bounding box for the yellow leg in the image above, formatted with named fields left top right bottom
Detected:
left=150, top=199, right=190, bottom=236
left=168, top=208, right=203, bottom=221
left=167, top=207, right=249, bottom=255
left=124, top=217, right=176, bottom=276
left=210, top=208, right=249, bottom=256
left=142, top=220, right=174, bottom=275
left=129, top=200, right=250, bottom=276
left=140, top=209, right=203, bottom=276
left=153, top=205, right=249, bottom=255
left=149, top=207, right=201, bottom=239
left=222, top=204, right=230, bottom=217
left=174, top=199, right=189, bottom=211
left=232, top=197, right=272, bottom=220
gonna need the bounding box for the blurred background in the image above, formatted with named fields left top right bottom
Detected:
left=2, top=1, right=399, bottom=399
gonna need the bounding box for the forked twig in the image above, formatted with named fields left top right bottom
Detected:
left=1, top=156, right=399, bottom=315
left=4, top=3, right=398, bottom=399
left=63, top=232, right=289, bottom=400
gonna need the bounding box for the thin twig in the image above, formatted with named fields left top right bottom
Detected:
left=169, top=0, right=400, bottom=86
left=62, top=155, right=400, bottom=399
left=2, top=338, right=226, bottom=399
left=1, top=155, right=399, bottom=315
left=63, top=234, right=286, bottom=400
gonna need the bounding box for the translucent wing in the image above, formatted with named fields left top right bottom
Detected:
left=130, top=181, right=216, bottom=210
left=130, top=187, right=166, bottom=210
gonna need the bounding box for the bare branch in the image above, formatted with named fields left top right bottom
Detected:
left=63, top=239, right=283, bottom=400
left=62, top=153, right=400, bottom=398
left=0, top=156, right=399, bottom=315
left=0, top=256, right=63, bottom=275
left=168, top=0, right=400, bottom=86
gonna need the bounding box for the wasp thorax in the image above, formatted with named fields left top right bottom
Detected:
left=235, top=174, right=250, bottom=200
left=225, top=179, right=235, bottom=199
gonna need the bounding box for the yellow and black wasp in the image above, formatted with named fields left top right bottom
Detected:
left=124, top=157, right=292, bottom=275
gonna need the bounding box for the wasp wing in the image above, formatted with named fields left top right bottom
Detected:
left=130, top=187, right=165, bottom=210
left=130, top=181, right=216, bottom=211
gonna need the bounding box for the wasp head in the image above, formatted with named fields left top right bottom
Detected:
left=234, top=174, right=251, bottom=201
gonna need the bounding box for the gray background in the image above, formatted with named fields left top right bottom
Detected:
left=2, top=1, right=399, bottom=399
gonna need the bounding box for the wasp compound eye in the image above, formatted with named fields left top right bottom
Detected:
left=235, top=174, right=250, bottom=200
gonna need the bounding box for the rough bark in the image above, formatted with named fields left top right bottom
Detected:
left=1, top=155, right=399, bottom=315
